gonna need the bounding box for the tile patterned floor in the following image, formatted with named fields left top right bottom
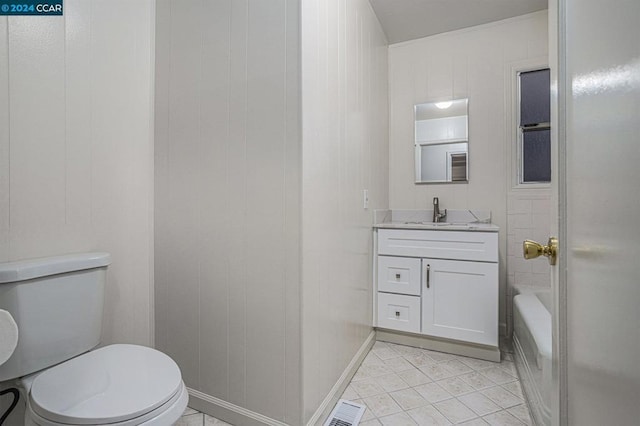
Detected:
left=177, top=341, right=532, bottom=426
left=340, top=341, right=533, bottom=426
left=176, top=407, right=232, bottom=426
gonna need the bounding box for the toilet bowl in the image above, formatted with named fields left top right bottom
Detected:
left=0, top=253, right=188, bottom=425
left=21, top=345, right=188, bottom=426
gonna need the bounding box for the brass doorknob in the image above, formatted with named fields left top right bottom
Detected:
left=523, top=237, right=558, bottom=265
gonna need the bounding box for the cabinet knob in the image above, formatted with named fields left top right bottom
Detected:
left=395, top=273, right=401, bottom=280
left=395, top=311, right=400, bottom=317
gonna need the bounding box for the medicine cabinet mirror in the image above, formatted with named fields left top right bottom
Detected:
left=414, top=98, right=469, bottom=183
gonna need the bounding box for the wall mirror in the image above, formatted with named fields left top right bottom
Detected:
left=414, top=98, right=469, bottom=183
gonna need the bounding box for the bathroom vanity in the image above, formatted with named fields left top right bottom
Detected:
left=373, top=210, right=500, bottom=361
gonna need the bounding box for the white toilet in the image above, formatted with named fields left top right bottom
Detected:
left=0, top=253, right=188, bottom=425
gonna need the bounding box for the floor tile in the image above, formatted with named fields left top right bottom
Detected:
left=507, top=404, right=533, bottom=426
left=498, top=361, right=518, bottom=376
left=373, top=341, right=390, bottom=349
left=434, top=398, right=478, bottom=424
left=363, top=352, right=386, bottom=366
left=176, top=413, right=204, bottom=426
left=458, top=392, right=502, bottom=417
left=397, top=368, right=432, bottom=387
left=384, top=356, right=416, bottom=373
left=363, top=363, right=395, bottom=378
left=353, top=399, right=376, bottom=421
left=389, top=388, right=429, bottom=411
left=363, top=393, right=404, bottom=418
left=458, top=371, right=497, bottom=391
left=182, top=407, right=199, bottom=416
left=419, top=363, right=457, bottom=381
left=204, top=414, right=232, bottom=425
left=436, top=377, right=475, bottom=397
left=481, top=386, right=523, bottom=409
left=373, top=346, right=401, bottom=360
left=482, top=410, right=525, bottom=426
left=374, top=373, right=410, bottom=392
left=479, top=367, right=518, bottom=385
left=341, top=384, right=360, bottom=400
left=335, top=342, right=532, bottom=426
left=389, top=344, right=423, bottom=357
left=360, top=419, right=383, bottom=426
left=500, top=382, right=525, bottom=400
left=413, top=382, right=453, bottom=403
left=423, top=350, right=456, bottom=362
left=379, top=411, right=418, bottom=426
left=441, top=359, right=474, bottom=375
left=458, top=357, right=498, bottom=371
left=459, top=418, right=490, bottom=425
left=404, top=352, right=436, bottom=368
left=352, top=378, right=387, bottom=398
left=406, top=405, right=453, bottom=426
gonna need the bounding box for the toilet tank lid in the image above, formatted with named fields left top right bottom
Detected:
left=0, top=252, right=111, bottom=284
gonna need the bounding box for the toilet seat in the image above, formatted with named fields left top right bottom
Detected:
left=26, top=344, right=186, bottom=425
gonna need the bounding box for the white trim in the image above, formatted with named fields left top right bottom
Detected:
left=376, top=329, right=501, bottom=362
left=187, top=388, right=289, bottom=426
left=306, top=330, right=376, bottom=426
left=506, top=58, right=551, bottom=191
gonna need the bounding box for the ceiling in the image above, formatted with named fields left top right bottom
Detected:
left=368, top=0, right=548, bottom=44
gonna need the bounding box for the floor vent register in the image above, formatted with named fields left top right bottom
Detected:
left=323, top=399, right=366, bottom=426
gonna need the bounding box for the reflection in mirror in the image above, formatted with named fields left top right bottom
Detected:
left=414, top=98, right=468, bottom=183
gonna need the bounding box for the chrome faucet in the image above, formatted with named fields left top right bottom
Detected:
left=433, top=197, right=447, bottom=223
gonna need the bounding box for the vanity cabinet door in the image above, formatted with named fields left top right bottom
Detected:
left=421, top=259, right=498, bottom=346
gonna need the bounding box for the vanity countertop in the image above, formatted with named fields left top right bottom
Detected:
left=373, top=209, right=499, bottom=232
left=374, top=221, right=499, bottom=232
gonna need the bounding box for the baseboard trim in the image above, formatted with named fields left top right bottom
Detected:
left=376, top=329, right=501, bottom=362
left=187, top=387, right=288, bottom=426
left=306, top=330, right=376, bottom=426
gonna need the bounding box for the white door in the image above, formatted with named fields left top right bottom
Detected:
left=559, top=0, right=640, bottom=424
left=421, top=259, right=498, bottom=347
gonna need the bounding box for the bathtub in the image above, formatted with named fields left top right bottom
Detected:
left=513, top=287, right=552, bottom=426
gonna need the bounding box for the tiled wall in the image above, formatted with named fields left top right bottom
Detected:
left=154, top=0, right=301, bottom=424
left=506, top=191, right=552, bottom=334
left=301, top=0, right=389, bottom=422
left=387, top=11, right=548, bottom=333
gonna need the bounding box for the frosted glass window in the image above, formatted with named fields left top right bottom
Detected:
left=523, top=129, right=551, bottom=182
left=520, top=69, right=550, bottom=126
left=518, top=68, right=551, bottom=184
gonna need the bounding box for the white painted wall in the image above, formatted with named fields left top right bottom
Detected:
left=154, top=0, right=302, bottom=424
left=0, top=2, right=155, bottom=423
left=0, top=0, right=155, bottom=346
left=301, top=0, right=388, bottom=422
left=388, top=11, right=548, bottom=333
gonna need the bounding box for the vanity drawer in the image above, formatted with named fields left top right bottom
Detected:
left=377, top=292, right=420, bottom=333
left=377, top=256, right=421, bottom=296
left=378, top=229, right=498, bottom=262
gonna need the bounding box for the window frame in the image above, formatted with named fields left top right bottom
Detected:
left=510, top=61, right=552, bottom=190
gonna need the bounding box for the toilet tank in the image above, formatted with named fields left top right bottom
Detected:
left=0, top=253, right=111, bottom=382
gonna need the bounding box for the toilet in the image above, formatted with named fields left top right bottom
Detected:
left=0, top=253, right=188, bottom=425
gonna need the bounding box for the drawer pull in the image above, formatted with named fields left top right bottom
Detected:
left=395, top=273, right=401, bottom=280
left=395, top=311, right=400, bottom=317
left=426, top=264, right=430, bottom=289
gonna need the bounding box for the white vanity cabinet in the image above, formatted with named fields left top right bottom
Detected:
left=375, top=228, right=499, bottom=350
